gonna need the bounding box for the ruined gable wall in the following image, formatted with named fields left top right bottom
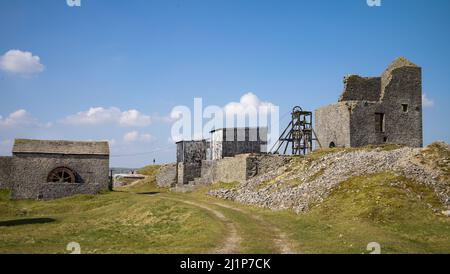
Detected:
left=339, top=75, right=381, bottom=102
left=315, top=102, right=351, bottom=148
left=379, top=66, right=423, bottom=147
left=348, top=66, right=423, bottom=148
left=10, top=153, right=109, bottom=200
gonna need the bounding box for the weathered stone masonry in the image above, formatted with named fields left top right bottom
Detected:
left=157, top=127, right=271, bottom=188
left=0, top=157, right=12, bottom=190
left=0, top=139, right=110, bottom=200
left=176, top=140, right=209, bottom=185
left=315, top=57, right=423, bottom=149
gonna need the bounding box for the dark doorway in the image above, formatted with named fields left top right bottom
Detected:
left=375, top=113, right=385, bottom=133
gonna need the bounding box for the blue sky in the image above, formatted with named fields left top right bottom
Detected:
left=0, top=0, right=449, bottom=167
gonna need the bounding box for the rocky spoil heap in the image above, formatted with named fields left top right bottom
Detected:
left=208, top=143, right=450, bottom=213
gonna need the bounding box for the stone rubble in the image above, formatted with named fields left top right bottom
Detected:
left=208, top=144, right=450, bottom=213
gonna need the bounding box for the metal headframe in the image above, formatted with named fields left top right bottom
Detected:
left=270, top=106, right=322, bottom=155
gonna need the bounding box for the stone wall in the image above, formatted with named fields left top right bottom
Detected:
left=177, top=140, right=208, bottom=164
left=176, top=140, right=208, bottom=184
left=198, top=154, right=291, bottom=185
left=0, top=157, right=12, bottom=189
left=315, top=102, right=351, bottom=148
left=349, top=65, right=423, bottom=147
left=339, top=75, right=381, bottom=102
left=156, top=163, right=177, bottom=187
left=177, top=162, right=202, bottom=185
left=315, top=58, right=423, bottom=149
left=212, top=155, right=249, bottom=183
left=10, top=153, right=109, bottom=200
left=379, top=65, right=423, bottom=147
left=251, top=155, right=292, bottom=176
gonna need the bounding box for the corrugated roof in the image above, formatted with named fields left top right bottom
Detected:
left=12, top=139, right=110, bottom=155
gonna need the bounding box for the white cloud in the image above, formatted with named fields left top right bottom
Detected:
left=123, top=131, right=153, bottom=143
left=223, top=92, right=277, bottom=128
left=224, top=92, right=276, bottom=116
left=0, top=49, right=44, bottom=75
left=0, top=109, right=38, bottom=128
left=422, top=94, right=434, bottom=108
left=63, top=107, right=152, bottom=127
left=119, top=109, right=152, bottom=127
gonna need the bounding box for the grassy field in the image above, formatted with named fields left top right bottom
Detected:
left=0, top=186, right=223, bottom=254
left=1, top=163, right=449, bottom=254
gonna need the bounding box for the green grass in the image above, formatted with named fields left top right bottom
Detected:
left=0, top=182, right=224, bottom=254
left=1, top=153, right=449, bottom=254
left=253, top=172, right=450, bottom=254
left=210, top=181, right=240, bottom=190
left=138, top=165, right=161, bottom=176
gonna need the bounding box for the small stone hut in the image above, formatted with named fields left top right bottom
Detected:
left=0, top=139, right=110, bottom=200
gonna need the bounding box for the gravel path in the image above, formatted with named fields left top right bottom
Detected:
left=160, top=197, right=241, bottom=254
left=212, top=202, right=296, bottom=254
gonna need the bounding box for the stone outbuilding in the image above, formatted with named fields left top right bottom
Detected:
left=176, top=140, right=209, bottom=185
left=0, top=139, right=110, bottom=200
left=210, top=127, right=268, bottom=160
left=155, top=127, right=269, bottom=187
left=315, top=57, right=423, bottom=148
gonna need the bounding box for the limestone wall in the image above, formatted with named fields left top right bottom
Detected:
left=315, top=58, right=423, bottom=149
left=315, top=102, right=351, bottom=148
left=177, top=162, right=202, bottom=185
left=339, top=75, right=381, bottom=102
left=213, top=155, right=249, bottom=183
left=378, top=66, right=423, bottom=147
left=199, top=154, right=291, bottom=185
left=0, top=157, right=12, bottom=189
left=156, top=164, right=177, bottom=187
left=251, top=155, right=292, bottom=176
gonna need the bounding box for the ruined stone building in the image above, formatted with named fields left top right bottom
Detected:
left=158, top=127, right=269, bottom=187
left=210, top=128, right=268, bottom=160
left=0, top=139, right=110, bottom=200
left=176, top=140, right=209, bottom=185
left=315, top=57, right=423, bottom=149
